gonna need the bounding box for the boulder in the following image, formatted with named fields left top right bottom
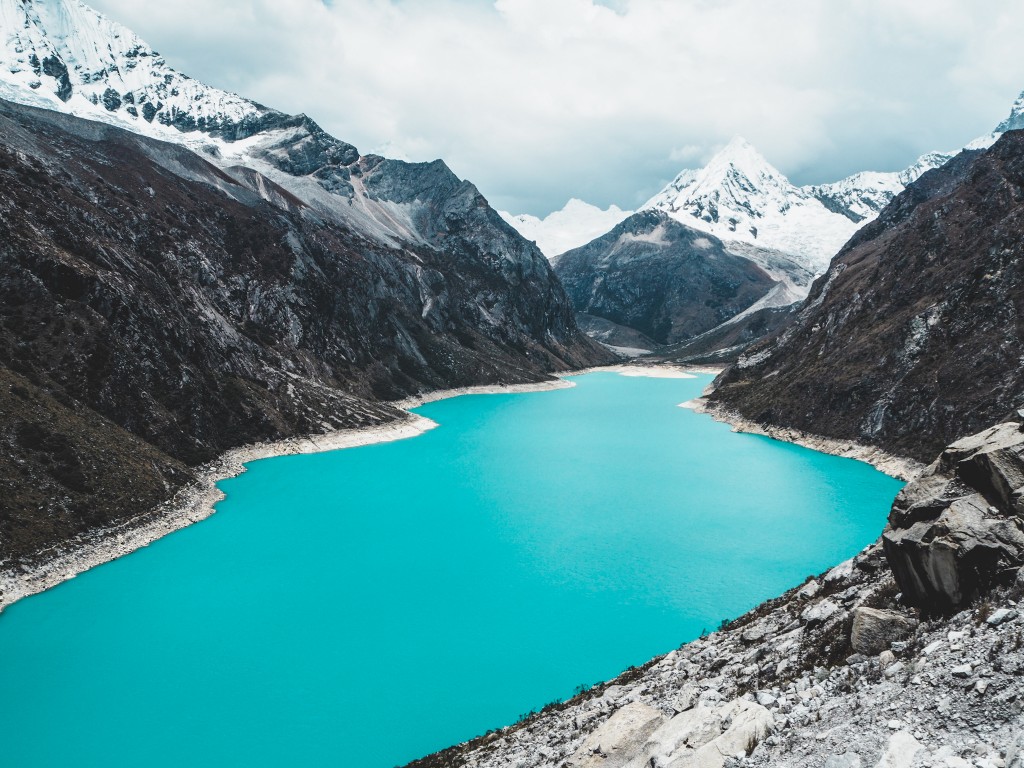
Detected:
left=801, top=599, right=841, bottom=627
left=986, top=608, right=1018, bottom=626
left=567, top=702, right=666, bottom=768
left=850, top=607, right=917, bottom=655
left=883, top=423, right=1024, bottom=611
left=621, top=698, right=774, bottom=768
left=874, top=731, right=922, bottom=768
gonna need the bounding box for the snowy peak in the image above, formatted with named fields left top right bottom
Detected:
left=646, top=136, right=805, bottom=233
left=807, top=150, right=954, bottom=224
left=499, top=198, right=633, bottom=258
left=0, top=0, right=265, bottom=138
left=644, top=137, right=851, bottom=272
left=995, top=90, right=1024, bottom=133
left=692, top=136, right=795, bottom=200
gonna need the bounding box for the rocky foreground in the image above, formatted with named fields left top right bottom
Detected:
left=409, top=423, right=1024, bottom=768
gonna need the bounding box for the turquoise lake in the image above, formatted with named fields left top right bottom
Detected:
left=0, top=372, right=903, bottom=767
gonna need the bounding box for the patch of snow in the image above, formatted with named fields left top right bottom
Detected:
left=499, top=198, right=633, bottom=258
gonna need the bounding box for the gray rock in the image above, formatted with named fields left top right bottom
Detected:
left=883, top=425, right=1024, bottom=611
left=986, top=608, right=1019, bottom=626
left=1007, top=731, right=1024, bottom=768
left=740, top=626, right=767, bottom=645
left=850, top=607, right=918, bottom=655
left=567, top=702, right=667, bottom=768
left=798, top=579, right=822, bottom=599
left=802, top=599, right=841, bottom=627
left=874, top=731, right=922, bottom=768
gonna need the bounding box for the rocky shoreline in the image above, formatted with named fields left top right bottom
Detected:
left=408, top=538, right=1024, bottom=768
left=687, top=397, right=925, bottom=482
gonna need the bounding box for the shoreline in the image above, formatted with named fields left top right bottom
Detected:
left=0, top=362, right=893, bottom=614
left=686, top=396, right=925, bottom=481
left=0, top=375, right=580, bottom=614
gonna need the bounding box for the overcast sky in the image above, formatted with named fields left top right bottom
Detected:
left=90, top=0, right=1024, bottom=216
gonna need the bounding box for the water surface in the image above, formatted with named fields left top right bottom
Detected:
left=0, top=372, right=903, bottom=767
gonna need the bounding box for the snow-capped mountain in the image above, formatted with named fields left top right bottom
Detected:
left=498, top=199, right=633, bottom=258
left=806, top=151, right=954, bottom=224
left=0, top=0, right=263, bottom=141
left=0, top=0, right=530, bottom=254
left=507, top=89, right=1024, bottom=280
left=643, top=137, right=857, bottom=272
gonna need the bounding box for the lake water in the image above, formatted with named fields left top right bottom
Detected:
left=0, top=372, right=903, bottom=767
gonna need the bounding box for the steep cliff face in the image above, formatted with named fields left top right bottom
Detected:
left=711, top=132, right=1024, bottom=462
left=0, top=98, right=610, bottom=564
left=552, top=211, right=778, bottom=346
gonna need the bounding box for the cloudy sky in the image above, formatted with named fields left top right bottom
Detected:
left=89, top=0, right=1024, bottom=216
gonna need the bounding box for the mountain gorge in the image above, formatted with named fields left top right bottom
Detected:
left=0, top=0, right=611, bottom=567
left=505, top=136, right=977, bottom=362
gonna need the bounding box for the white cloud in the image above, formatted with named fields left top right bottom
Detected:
left=88, top=0, right=1024, bottom=215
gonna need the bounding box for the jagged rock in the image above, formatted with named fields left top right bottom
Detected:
left=621, top=698, right=773, bottom=768
left=883, top=424, right=1024, bottom=611
left=825, top=559, right=855, bottom=583
left=801, top=599, right=840, bottom=627
left=850, top=608, right=918, bottom=655
left=986, top=608, right=1018, bottom=626
left=567, top=702, right=666, bottom=768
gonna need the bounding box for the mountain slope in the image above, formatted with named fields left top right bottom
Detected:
left=0, top=0, right=578, bottom=269
left=710, top=131, right=1024, bottom=462
left=552, top=211, right=778, bottom=346
left=0, top=94, right=608, bottom=564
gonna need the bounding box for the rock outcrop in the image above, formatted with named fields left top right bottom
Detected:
left=711, top=131, right=1024, bottom=463
left=850, top=608, right=918, bottom=655
left=883, top=423, right=1024, bottom=611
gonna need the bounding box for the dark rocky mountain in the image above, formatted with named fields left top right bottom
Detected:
left=552, top=211, right=778, bottom=347
left=0, top=98, right=610, bottom=565
left=647, top=304, right=798, bottom=366
left=711, top=131, right=1024, bottom=462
